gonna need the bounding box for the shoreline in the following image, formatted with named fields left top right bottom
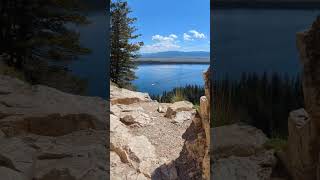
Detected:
left=135, top=61, right=210, bottom=65
left=135, top=57, right=210, bottom=65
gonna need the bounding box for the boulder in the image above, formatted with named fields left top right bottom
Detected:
left=0, top=76, right=107, bottom=137
left=126, top=136, right=157, bottom=177
left=119, top=108, right=151, bottom=127
left=110, top=85, right=151, bottom=105
left=164, top=101, right=194, bottom=119
left=212, top=151, right=276, bottom=180
left=171, top=111, right=194, bottom=124
left=157, top=103, right=169, bottom=113
left=110, top=114, right=158, bottom=177
left=110, top=151, right=148, bottom=180
left=211, top=124, right=268, bottom=159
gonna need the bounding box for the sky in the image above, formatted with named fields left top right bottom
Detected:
left=128, top=0, right=210, bottom=54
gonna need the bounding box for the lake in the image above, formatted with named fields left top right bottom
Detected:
left=65, top=9, right=320, bottom=98
left=63, top=12, right=108, bottom=99
left=212, top=9, right=320, bottom=80
left=66, top=12, right=208, bottom=98
left=133, top=64, right=209, bottom=95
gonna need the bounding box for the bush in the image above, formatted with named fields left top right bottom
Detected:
left=152, top=85, right=205, bottom=105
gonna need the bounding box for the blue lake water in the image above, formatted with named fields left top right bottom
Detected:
left=67, top=12, right=107, bottom=99
left=64, top=9, right=320, bottom=98
left=133, top=64, right=209, bottom=95
left=66, top=12, right=207, bottom=97
left=212, top=9, right=320, bottom=80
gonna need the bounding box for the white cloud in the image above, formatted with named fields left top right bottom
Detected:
left=141, top=34, right=180, bottom=53
left=151, top=34, right=178, bottom=42
left=183, top=33, right=193, bottom=41
left=189, top=30, right=206, bottom=39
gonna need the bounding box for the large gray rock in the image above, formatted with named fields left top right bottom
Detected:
left=110, top=152, right=148, bottom=180
left=172, top=111, right=194, bottom=124
left=110, top=85, right=152, bottom=105
left=212, top=124, right=268, bottom=159
left=119, top=107, right=151, bottom=127
left=211, top=124, right=277, bottom=180
left=212, top=151, right=276, bottom=180
left=110, top=113, right=158, bottom=178
left=0, top=76, right=107, bottom=137
left=0, top=76, right=108, bottom=180
left=164, top=101, right=194, bottom=119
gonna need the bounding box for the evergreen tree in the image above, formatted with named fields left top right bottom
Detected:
left=0, top=0, right=90, bottom=70
left=110, top=0, right=143, bottom=88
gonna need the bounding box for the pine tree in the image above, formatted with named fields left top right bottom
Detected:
left=110, top=0, right=143, bottom=88
left=0, top=0, right=90, bottom=70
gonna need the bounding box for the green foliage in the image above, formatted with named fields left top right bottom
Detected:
left=110, top=0, right=143, bottom=88
left=0, top=63, right=26, bottom=81
left=0, top=0, right=90, bottom=94
left=0, top=0, right=90, bottom=68
left=214, top=72, right=304, bottom=137
left=171, top=89, right=187, bottom=103
left=152, top=85, right=205, bottom=105
left=264, top=138, right=288, bottom=152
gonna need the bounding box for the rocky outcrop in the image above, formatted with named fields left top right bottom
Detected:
left=284, top=17, right=320, bottom=180
left=110, top=70, right=210, bottom=179
left=212, top=124, right=268, bottom=159
left=286, top=108, right=315, bottom=180
left=211, top=124, right=277, bottom=180
left=0, top=75, right=108, bottom=180
left=110, top=85, right=152, bottom=105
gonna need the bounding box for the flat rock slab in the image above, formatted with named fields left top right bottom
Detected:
left=0, top=76, right=107, bottom=137
left=212, top=150, right=276, bottom=180
left=110, top=85, right=151, bottom=105
left=0, top=130, right=107, bottom=180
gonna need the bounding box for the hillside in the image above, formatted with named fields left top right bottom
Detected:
left=137, top=51, right=210, bottom=64
left=141, top=51, right=210, bottom=58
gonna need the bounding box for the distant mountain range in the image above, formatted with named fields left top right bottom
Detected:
left=141, top=51, right=210, bottom=58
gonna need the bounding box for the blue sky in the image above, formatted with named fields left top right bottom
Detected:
left=127, top=0, right=210, bottom=53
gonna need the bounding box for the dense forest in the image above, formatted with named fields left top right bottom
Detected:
left=151, top=72, right=303, bottom=138
left=213, top=72, right=304, bottom=138
left=151, top=85, right=205, bottom=106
